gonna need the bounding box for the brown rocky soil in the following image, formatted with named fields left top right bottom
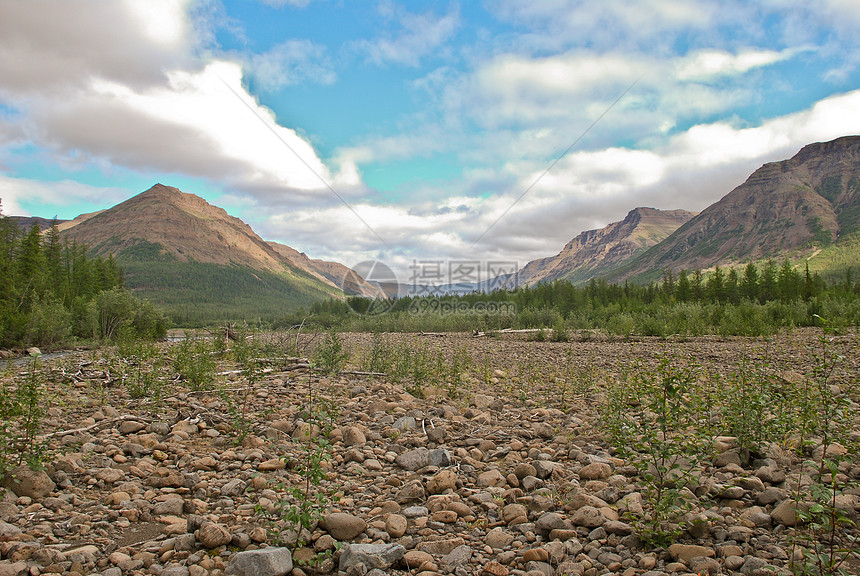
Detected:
left=1, top=329, right=858, bottom=576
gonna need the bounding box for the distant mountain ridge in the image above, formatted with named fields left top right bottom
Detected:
left=7, top=215, right=68, bottom=232
left=608, top=135, right=860, bottom=282
left=516, top=207, right=696, bottom=285
left=9, top=135, right=858, bottom=323
left=509, top=136, right=860, bottom=287
left=61, top=184, right=286, bottom=270
left=59, top=184, right=358, bottom=289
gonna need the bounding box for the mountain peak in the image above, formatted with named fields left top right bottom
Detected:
left=519, top=207, right=696, bottom=285
left=608, top=134, right=860, bottom=282
left=60, top=184, right=280, bottom=269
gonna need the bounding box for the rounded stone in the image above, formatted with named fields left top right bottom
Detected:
left=385, top=514, right=408, bottom=538
left=427, top=469, right=458, bottom=494
left=325, top=512, right=367, bottom=541
left=197, top=522, right=232, bottom=548
left=579, top=462, right=612, bottom=480
left=342, top=426, right=366, bottom=447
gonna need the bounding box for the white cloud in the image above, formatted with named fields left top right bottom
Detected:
left=0, top=174, right=128, bottom=217
left=0, top=0, right=194, bottom=95
left=354, top=3, right=460, bottom=66
left=488, top=0, right=717, bottom=53
left=675, top=48, right=801, bottom=80
left=300, top=89, right=860, bottom=276
left=23, top=61, right=348, bottom=196
left=247, top=40, right=336, bottom=91
left=0, top=1, right=360, bottom=213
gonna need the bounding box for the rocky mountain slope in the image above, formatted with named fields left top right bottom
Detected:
left=57, top=184, right=362, bottom=321
left=516, top=208, right=696, bottom=286
left=61, top=184, right=304, bottom=272
left=610, top=135, right=860, bottom=282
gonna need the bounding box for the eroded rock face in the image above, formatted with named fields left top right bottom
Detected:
left=2, top=331, right=856, bottom=576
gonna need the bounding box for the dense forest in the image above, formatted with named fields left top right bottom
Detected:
left=284, top=259, right=860, bottom=336
left=0, top=202, right=168, bottom=349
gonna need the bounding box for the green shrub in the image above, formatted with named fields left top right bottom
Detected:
left=602, top=353, right=712, bottom=546
left=173, top=335, right=216, bottom=391
left=550, top=318, right=570, bottom=342
left=313, top=332, right=350, bottom=375
left=25, top=297, right=72, bottom=349
left=0, top=355, right=48, bottom=480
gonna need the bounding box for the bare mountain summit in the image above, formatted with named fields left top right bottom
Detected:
left=62, top=184, right=289, bottom=270
left=57, top=184, right=368, bottom=321
left=517, top=207, right=696, bottom=285
left=60, top=183, right=361, bottom=290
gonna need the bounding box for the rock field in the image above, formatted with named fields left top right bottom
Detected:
left=1, top=330, right=858, bottom=576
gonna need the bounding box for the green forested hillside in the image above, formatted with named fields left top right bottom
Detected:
left=117, top=242, right=340, bottom=327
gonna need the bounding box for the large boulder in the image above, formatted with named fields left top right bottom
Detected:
left=226, top=548, right=293, bottom=576
left=3, top=466, right=55, bottom=500
left=339, top=543, right=406, bottom=571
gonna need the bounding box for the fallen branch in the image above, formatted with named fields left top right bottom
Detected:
left=41, top=415, right=155, bottom=440
left=472, top=328, right=544, bottom=337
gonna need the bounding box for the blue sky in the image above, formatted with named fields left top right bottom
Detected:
left=1, top=0, right=859, bottom=278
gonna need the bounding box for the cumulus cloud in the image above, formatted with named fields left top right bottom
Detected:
left=280, top=89, right=860, bottom=276
left=20, top=61, right=351, bottom=197
left=0, top=0, right=359, bottom=215
left=0, top=0, right=194, bottom=95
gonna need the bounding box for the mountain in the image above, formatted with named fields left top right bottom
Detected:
left=7, top=216, right=68, bottom=232
left=515, top=207, right=696, bottom=285
left=62, top=184, right=291, bottom=270
left=608, top=135, right=860, bottom=282
left=58, top=184, right=356, bottom=324
left=268, top=241, right=370, bottom=297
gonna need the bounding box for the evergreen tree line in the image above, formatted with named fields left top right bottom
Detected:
left=517, top=259, right=849, bottom=313
left=0, top=204, right=168, bottom=348
left=282, top=259, right=859, bottom=336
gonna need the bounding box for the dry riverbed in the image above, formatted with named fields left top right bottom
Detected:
left=1, top=329, right=858, bottom=576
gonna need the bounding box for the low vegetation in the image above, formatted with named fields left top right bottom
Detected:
left=279, top=259, right=860, bottom=337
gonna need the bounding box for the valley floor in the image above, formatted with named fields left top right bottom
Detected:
left=1, top=329, right=858, bottom=576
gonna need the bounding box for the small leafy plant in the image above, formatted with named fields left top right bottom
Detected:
left=1, top=353, right=49, bottom=481
left=264, top=375, right=340, bottom=554
left=173, top=334, right=216, bottom=391
left=602, top=352, right=711, bottom=546
left=789, top=326, right=857, bottom=576
left=313, top=332, right=350, bottom=375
